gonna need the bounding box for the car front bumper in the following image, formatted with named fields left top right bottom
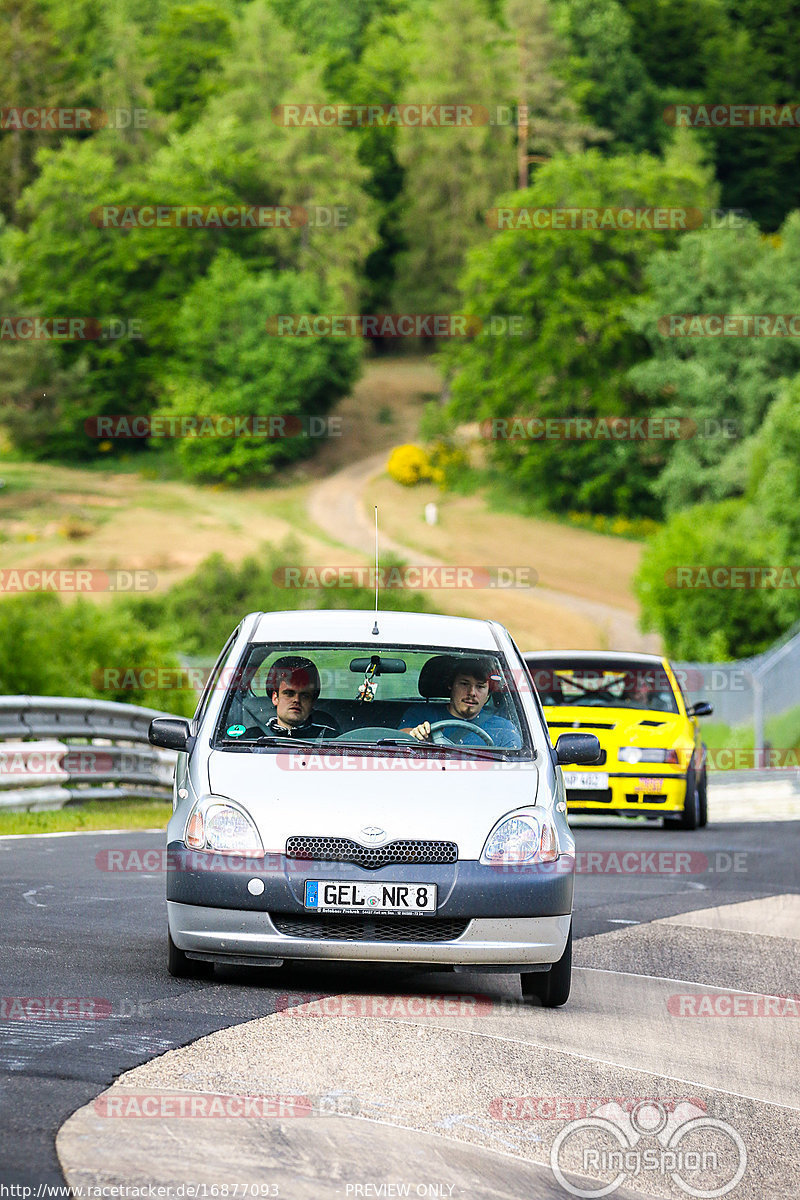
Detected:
left=167, top=902, right=571, bottom=966
left=565, top=771, right=688, bottom=815
left=165, top=844, right=573, bottom=966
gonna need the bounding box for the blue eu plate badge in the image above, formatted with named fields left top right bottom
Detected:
left=305, top=881, right=319, bottom=908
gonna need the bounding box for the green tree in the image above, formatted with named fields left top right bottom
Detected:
left=440, top=146, right=716, bottom=516
left=156, top=253, right=362, bottom=483
left=146, top=1, right=233, bottom=132
left=551, top=0, right=663, bottom=154
left=391, top=0, right=516, bottom=312
left=0, top=593, right=196, bottom=715
left=0, top=0, right=70, bottom=220
left=626, top=213, right=800, bottom=513
left=634, top=499, right=782, bottom=659
left=622, top=0, right=800, bottom=230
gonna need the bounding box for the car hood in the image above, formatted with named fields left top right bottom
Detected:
left=207, top=749, right=540, bottom=860
left=544, top=706, right=690, bottom=750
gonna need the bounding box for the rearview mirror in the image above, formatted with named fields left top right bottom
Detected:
left=349, top=656, right=407, bottom=674
left=687, top=701, right=714, bottom=718
left=149, top=717, right=193, bottom=752
left=555, top=732, right=602, bottom=766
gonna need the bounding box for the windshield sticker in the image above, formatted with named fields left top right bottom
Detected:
left=226, top=724, right=246, bottom=737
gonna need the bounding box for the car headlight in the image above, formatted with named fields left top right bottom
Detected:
left=619, top=747, right=679, bottom=764
left=185, top=798, right=264, bottom=856
left=480, top=811, right=560, bottom=865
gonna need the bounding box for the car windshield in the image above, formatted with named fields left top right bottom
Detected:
left=212, top=642, right=531, bottom=754
left=529, top=660, right=679, bottom=714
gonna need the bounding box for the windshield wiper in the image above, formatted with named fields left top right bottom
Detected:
left=216, top=735, right=330, bottom=748
left=379, top=739, right=528, bottom=761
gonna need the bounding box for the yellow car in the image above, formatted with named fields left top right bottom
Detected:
left=523, top=651, right=713, bottom=829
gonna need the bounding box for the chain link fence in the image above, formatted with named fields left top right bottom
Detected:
left=675, top=623, right=800, bottom=767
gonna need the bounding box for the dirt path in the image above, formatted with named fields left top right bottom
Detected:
left=308, top=450, right=661, bottom=654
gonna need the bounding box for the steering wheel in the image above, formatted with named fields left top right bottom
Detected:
left=427, top=719, right=495, bottom=746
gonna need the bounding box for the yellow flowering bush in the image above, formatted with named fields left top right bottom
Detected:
left=387, top=441, right=470, bottom=490
left=567, top=511, right=659, bottom=540
left=386, top=444, right=434, bottom=486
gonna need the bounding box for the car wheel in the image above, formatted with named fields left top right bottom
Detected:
left=677, top=775, right=701, bottom=830
left=698, top=771, right=708, bottom=827
left=168, top=930, right=213, bottom=979
left=521, top=923, right=572, bottom=1008
left=664, top=769, right=701, bottom=831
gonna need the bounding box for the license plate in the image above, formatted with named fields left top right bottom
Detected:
left=564, top=771, right=609, bottom=790
left=636, top=777, right=665, bottom=793
left=304, top=880, right=437, bottom=914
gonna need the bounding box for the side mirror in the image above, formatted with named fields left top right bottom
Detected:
left=555, top=732, right=602, bottom=766
left=149, top=717, right=192, bottom=752
left=687, top=701, right=713, bottom=718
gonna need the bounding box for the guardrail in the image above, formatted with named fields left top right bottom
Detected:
left=0, top=696, right=179, bottom=811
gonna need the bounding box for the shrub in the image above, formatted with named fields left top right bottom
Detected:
left=386, top=444, right=434, bottom=487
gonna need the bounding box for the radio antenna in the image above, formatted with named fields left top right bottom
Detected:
left=372, top=505, right=380, bottom=635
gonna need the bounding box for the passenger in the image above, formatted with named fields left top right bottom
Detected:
left=400, top=657, right=521, bottom=748
left=244, top=656, right=339, bottom=739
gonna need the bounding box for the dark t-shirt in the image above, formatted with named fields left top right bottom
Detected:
left=399, top=702, right=521, bottom=748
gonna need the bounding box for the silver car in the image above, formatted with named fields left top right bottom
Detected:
left=149, top=610, right=599, bottom=1006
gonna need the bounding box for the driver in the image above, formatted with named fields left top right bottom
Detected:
left=399, top=657, right=521, bottom=748
left=243, top=656, right=339, bottom=739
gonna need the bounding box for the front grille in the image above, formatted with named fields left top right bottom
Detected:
left=286, top=835, right=458, bottom=870
left=271, top=914, right=469, bottom=942
left=567, top=788, right=612, bottom=804
left=626, top=792, right=667, bottom=804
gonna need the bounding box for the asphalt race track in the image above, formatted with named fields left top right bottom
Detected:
left=1, top=802, right=798, bottom=1200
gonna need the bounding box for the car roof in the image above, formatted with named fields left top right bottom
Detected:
left=523, top=650, right=668, bottom=667
left=248, top=609, right=502, bottom=650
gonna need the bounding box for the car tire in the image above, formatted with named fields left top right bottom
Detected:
left=664, top=769, right=701, bottom=831
left=521, top=923, right=572, bottom=1008
left=168, top=930, right=213, bottom=979
left=698, top=770, right=709, bottom=827
left=678, top=774, right=701, bottom=830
